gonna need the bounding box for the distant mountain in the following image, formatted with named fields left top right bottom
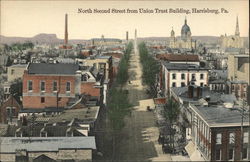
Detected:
left=0, top=34, right=87, bottom=45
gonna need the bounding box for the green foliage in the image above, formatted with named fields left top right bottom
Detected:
left=163, top=97, right=180, bottom=124
left=108, top=88, right=132, bottom=132
left=6, top=56, right=13, bottom=67
left=10, top=79, right=23, bottom=103
left=107, top=42, right=133, bottom=132
left=116, top=42, right=133, bottom=85
left=7, top=42, right=34, bottom=52
left=138, top=42, right=160, bottom=96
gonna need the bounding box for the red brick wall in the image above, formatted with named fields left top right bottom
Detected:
left=0, top=96, right=21, bottom=123
left=23, top=71, right=76, bottom=109
left=81, top=82, right=100, bottom=97
left=211, top=127, right=245, bottom=161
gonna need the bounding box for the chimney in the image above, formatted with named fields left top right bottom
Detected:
left=64, top=13, right=68, bottom=45
left=188, top=85, right=194, bottom=98
left=197, top=87, right=202, bottom=98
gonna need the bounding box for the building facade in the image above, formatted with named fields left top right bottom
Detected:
left=169, top=18, right=196, bottom=49
left=227, top=54, right=249, bottom=84
left=161, top=63, right=209, bottom=96
left=22, top=63, right=101, bottom=109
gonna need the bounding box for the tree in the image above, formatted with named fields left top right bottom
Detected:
left=163, top=97, right=180, bottom=151
left=10, top=79, right=23, bottom=103
left=6, top=56, right=13, bottom=67
left=138, top=42, right=160, bottom=97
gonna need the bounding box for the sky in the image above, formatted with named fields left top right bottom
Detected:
left=0, top=0, right=249, bottom=39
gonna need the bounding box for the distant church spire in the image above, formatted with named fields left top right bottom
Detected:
left=235, top=16, right=240, bottom=36
left=184, top=17, right=187, bottom=24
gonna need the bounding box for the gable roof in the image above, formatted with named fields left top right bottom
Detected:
left=28, top=63, right=79, bottom=75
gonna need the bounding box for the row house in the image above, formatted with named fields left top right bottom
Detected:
left=160, top=62, right=209, bottom=96
left=22, top=63, right=102, bottom=110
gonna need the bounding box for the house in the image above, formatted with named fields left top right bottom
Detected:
left=22, top=63, right=102, bottom=110
left=7, top=64, right=27, bottom=82
left=0, top=137, right=96, bottom=162
left=0, top=95, right=22, bottom=124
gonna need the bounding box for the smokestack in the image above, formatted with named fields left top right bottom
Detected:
left=135, top=29, right=137, bottom=39
left=64, top=13, right=68, bottom=45
left=126, top=31, right=129, bottom=42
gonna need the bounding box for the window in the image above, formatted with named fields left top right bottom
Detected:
left=192, top=74, right=196, bottom=80
left=244, top=132, right=249, bottom=143
left=200, top=74, right=204, bottom=80
left=181, top=82, right=185, bottom=87
left=216, top=133, right=222, bottom=144
left=172, top=73, right=176, bottom=80
left=216, top=149, right=221, bottom=161
left=41, top=97, right=45, bottom=103
left=181, top=73, right=185, bottom=80
left=66, top=82, right=71, bottom=92
left=40, top=81, right=45, bottom=92
left=232, top=85, right=235, bottom=90
left=11, top=69, right=14, bottom=75
left=242, top=148, right=248, bottom=160
left=172, top=82, right=176, bottom=87
left=229, top=133, right=235, bottom=144
left=228, top=148, right=234, bottom=160
left=200, top=83, right=204, bottom=87
left=28, top=80, right=33, bottom=91
left=6, top=107, right=15, bottom=117
left=53, top=81, right=57, bottom=91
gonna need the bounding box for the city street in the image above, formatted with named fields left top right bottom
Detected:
left=113, top=40, right=172, bottom=161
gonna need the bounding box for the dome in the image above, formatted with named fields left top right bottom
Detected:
left=181, top=18, right=191, bottom=37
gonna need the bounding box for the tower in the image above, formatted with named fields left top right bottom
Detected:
left=126, top=31, right=129, bottom=42
left=235, top=16, right=240, bottom=36
left=135, top=29, right=137, bottom=39
left=64, top=14, right=68, bottom=45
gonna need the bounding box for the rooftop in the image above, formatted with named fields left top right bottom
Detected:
left=156, top=54, right=199, bottom=62
left=28, top=63, right=79, bottom=75
left=163, top=63, right=209, bottom=70
left=192, top=104, right=249, bottom=127
left=0, top=137, right=96, bottom=153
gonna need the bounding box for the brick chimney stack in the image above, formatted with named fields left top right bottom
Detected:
left=64, top=13, right=68, bottom=45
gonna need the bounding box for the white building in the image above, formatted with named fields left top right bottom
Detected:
left=161, top=63, right=209, bottom=96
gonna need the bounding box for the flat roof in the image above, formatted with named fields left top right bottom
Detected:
left=0, top=136, right=96, bottom=153
left=28, top=63, right=79, bottom=75
left=193, top=105, right=249, bottom=127
left=163, top=63, right=209, bottom=70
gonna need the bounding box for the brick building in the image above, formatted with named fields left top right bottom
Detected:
left=0, top=95, right=22, bottom=124
left=22, top=63, right=102, bottom=110
left=171, top=86, right=249, bottom=161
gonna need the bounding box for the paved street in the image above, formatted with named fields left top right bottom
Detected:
left=113, top=40, right=172, bottom=161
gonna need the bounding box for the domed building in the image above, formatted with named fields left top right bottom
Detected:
left=169, top=18, right=196, bottom=49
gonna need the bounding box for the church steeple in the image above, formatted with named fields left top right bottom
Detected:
left=184, top=17, right=187, bottom=25
left=235, top=16, right=240, bottom=36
